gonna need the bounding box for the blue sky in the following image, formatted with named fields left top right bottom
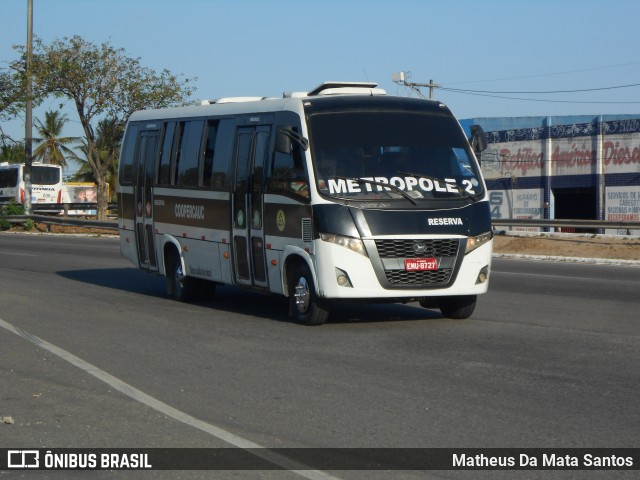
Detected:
left=2, top=0, right=640, bottom=146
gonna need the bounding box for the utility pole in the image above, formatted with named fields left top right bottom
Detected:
left=24, top=0, right=33, bottom=215
left=392, top=71, right=440, bottom=99
left=428, top=79, right=437, bottom=100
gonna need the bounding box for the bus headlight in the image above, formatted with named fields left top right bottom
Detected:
left=465, top=231, right=493, bottom=255
left=320, top=233, right=368, bottom=257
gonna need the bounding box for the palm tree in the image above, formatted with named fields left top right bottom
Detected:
left=33, top=110, right=80, bottom=167
left=71, top=118, right=123, bottom=201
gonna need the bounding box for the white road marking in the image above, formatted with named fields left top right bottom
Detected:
left=0, top=316, right=341, bottom=480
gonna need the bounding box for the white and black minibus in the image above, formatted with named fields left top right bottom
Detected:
left=118, top=82, right=492, bottom=325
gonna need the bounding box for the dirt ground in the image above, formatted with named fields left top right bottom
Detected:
left=493, top=233, right=640, bottom=260
left=5, top=223, right=640, bottom=261
left=16, top=222, right=118, bottom=237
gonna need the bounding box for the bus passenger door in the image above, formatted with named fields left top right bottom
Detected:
left=232, top=126, right=270, bottom=288
left=134, top=129, right=159, bottom=272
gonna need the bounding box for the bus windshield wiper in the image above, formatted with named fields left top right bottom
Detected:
left=397, top=170, right=479, bottom=202
left=334, top=176, right=417, bottom=205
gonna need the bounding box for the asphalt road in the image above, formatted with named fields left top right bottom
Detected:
left=0, top=233, right=639, bottom=480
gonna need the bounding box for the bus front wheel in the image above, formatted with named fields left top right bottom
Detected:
left=438, top=295, right=477, bottom=319
left=166, top=250, right=196, bottom=302
left=289, top=264, right=329, bottom=326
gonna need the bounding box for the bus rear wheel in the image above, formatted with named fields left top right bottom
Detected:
left=438, top=295, right=477, bottom=319
left=289, top=264, right=329, bottom=326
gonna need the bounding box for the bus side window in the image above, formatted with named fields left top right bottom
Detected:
left=209, top=119, right=235, bottom=191
left=176, top=120, right=204, bottom=187
left=269, top=127, right=309, bottom=200
left=201, top=120, right=219, bottom=187
left=119, top=124, right=139, bottom=185
left=172, top=122, right=186, bottom=185
left=157, top=121, right=176, bottom=185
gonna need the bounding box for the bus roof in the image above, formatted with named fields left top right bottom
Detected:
left=128, top=82, right=447, bottom=124
left=128, top=96, right=296, bottom=123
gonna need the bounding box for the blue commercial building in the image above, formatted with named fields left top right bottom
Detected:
left=460, top=115, right=640, bottom=234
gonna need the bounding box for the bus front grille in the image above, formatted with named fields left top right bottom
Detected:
left=385, top=268, right=453, bottom=286
left=374, top=239, right=459, bottom=258
left=373, top=239, right=461, bottom=288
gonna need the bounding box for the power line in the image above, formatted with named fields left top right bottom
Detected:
left=393, top=71, right=640, bottom=104
left=440, top=82, right=640, bottom=95
left=438, top=89, right=640, bottom=104
left=444, top=60, right=640, bottom=86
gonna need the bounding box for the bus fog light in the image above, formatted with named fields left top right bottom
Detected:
left=335, top=268, right=353, bottom=287
left=476, top=266, right=489, bottom=284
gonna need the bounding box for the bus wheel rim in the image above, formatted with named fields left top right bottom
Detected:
left=175, top=263, right=186, bottom=289
left=294, top=276, right=310, bottom=314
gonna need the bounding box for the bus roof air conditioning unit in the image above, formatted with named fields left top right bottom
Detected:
left=307, top=81, right=386, bottom=96
left=213, top=97, right=266, bottom=104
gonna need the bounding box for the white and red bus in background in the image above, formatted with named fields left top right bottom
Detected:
left=0, top=162, right=65, bottom=206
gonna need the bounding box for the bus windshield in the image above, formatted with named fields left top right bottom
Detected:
left=308, top=110, right=484, bottom=202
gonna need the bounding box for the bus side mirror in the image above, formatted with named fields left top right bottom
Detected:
left=276, top=126, right=309, bottom=154
left=470, top=125, right=488, bottom=159
left=276, top=128, right=292, bottom=155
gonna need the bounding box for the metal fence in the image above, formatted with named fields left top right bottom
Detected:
left=5, top=214, right=118, bottom=230
left=31, top=203, right=118, bottom=215
left=492, top=218, right=640, bottom=232
left=3, top=212, right=640, bottom=235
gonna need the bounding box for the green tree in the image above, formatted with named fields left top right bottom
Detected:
left=1, top=49, right=47, bottom=132
left=25, top=35, right=196, bottom=219
left=33, top=110, right=79, bottom=167
left=71, top=118, right=123, bottom=202
left=0, top=142, right=26, bottom=164
left=1, top=65, right=26, bottom=151
left=0, top=67, right=25, bottom=123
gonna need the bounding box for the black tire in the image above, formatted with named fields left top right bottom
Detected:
left=439, top=295, right=477, bottom=319
left=289, top=264, right=329, bottom=326
left=166, top=249, right=196, bottom=302
left=197, top=279, right=217, bottom=301
left=419, top=298, right=439, bottom=309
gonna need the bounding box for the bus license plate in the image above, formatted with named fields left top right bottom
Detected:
left=405, top=258, right=438, bottom=271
